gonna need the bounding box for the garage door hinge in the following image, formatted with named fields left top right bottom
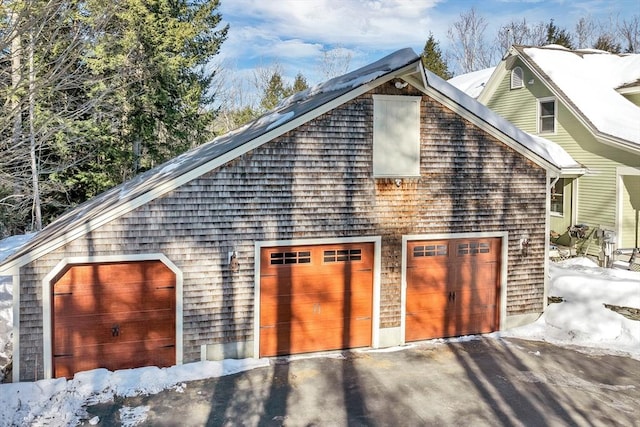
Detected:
left=156, top=286, right=175, bottom=289
left=53, top=292, right=73, bottom=296
left=54, top=353, right=73, bottom=358
left=160, top=344, right=175, bottom=348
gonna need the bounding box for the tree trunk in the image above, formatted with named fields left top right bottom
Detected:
left=28, top=29, right=42, bottom=231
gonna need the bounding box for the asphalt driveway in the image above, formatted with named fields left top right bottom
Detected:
left=84, top=337, right=640, bottom=426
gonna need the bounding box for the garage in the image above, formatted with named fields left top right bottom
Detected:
left=51, top=260, right=176, bottom=378
left=405, top=237, right=501, bottom=342
left=259, top=242, right=374, bottom=357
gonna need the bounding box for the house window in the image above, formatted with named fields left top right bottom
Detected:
left=372, top=95, right=421, bottom=177
left=510, top=66, right=524, bottom=89
left=551, top=178, right=565, bottom=215
left=538, top=98, right=556, bottom=133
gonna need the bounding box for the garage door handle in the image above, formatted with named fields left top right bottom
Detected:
left=112, top=324, right=120, bottom=337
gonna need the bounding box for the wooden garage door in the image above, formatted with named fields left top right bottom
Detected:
left=52, top=260, right=176, bottom=378
left=260, top=243, right=374, bottom=357
left=406, top=238, right=501, bottom=342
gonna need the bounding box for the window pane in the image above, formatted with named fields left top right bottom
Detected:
left=540, top=101, right=554, bottom=116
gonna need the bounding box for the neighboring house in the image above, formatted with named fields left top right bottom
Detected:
left=0, top=48, right=580, bottom=382
left=464, top=45, right=640, bottom=251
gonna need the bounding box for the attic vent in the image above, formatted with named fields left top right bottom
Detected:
left=511, top=66, right=524, bottom=89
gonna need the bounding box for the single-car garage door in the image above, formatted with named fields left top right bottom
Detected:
left=260, top=243, right=374, bottom=357
left=406, top=237, right=501, bottom=342
left=52, top=260, right=176, bottom=378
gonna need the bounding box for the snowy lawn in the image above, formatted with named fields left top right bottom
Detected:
left=0, top=256, right=638, bottom=426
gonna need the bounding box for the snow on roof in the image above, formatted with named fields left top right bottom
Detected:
left=427, top=68, right=581, bottom=169
left=0, top=233, right=35, bottom=264
left=522, top=46, right=640, bottom=145
left=448, top=67, right=495, bottom=98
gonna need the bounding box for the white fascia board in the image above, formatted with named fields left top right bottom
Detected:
left=596, top=134, right=640, bottom=156
left=4, top=63, right=420, bottom=272
left=477, top=60, right=508, bottom=104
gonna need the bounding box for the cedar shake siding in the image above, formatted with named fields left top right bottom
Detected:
left=18, top=82, right=546, bottom=381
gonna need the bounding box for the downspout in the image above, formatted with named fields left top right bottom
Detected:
left=543, top=173, right=560, bottom=314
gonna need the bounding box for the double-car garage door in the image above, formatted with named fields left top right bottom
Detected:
left=405, top=237, right=501, bottom=341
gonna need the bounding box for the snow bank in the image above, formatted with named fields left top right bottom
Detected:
left=503, top=257, right=640, bottom=359
left=0, top=359, right=270, bottom=426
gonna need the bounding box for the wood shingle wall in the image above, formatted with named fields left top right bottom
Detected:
left=19, top=82, right=547, bottom=380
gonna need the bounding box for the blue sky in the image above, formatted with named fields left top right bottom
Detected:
left=216, top=0, right=639, bottom=99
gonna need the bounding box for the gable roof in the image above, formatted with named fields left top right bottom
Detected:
left=479, top=45, right=640, bottom=153
left=0, top=48, right=580, bottom=273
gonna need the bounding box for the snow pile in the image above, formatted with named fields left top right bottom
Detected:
left=0, top=359, right=269, bottom=426
left=503, top=257, right=640, bottom=358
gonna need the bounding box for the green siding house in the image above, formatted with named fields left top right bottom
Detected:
left=453, top=45, right=640, bottom=253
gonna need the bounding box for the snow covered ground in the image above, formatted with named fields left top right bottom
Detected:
left=0, top=244, right=638, bottom=425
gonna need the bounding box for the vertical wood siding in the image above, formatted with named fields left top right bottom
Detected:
left=19, top=82, right=547, bottom=380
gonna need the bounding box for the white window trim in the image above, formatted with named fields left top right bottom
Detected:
left=400, top=232, right=509, bottom=344
left=537, top=97, right=557, bottom=135
left=42, top=253, right=183, bottom=380
left=616, top=166, right=640, bottom=248
left=550, top=178, right=565, bottom=217
left=511, top=66, right=524, bottom=89
left=254, top=236, right=382, bottom=358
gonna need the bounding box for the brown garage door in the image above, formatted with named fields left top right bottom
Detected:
left=406, top=238, right=501, bottom=342
left=52, top=260, right=176, bottom=378
left=260, top=243, right=374, bottom=357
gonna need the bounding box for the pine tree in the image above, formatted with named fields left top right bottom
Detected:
left=593, top=34, right=622, bottom=53
left=421, top=33, right=452, bottom=79
left=546, top=19, right=574, bottom=48
left=260, top=72, right=288, bottom=111
left=291, top=72, right=309, bottom=93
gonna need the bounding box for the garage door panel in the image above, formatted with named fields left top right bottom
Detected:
left=406, top=238, right=501, bottom=342
left=260, top=319, right=372, bottom=356
left=53, top=338, right=175, bottom=378
left=54, top=320, right=175, bottom=354
left=259, top=286, right=371, bottom=306
left=261, top=273, right=372, bottom=296
left=260, top=297, right=373, bottom=325
left=54, top=289, right=174, bottom=316
left=405, top=291, right=450, bottom=313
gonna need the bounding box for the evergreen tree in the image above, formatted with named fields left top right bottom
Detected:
left=421, top=33, right=452, bottom=79
left=0, top=0, right=228, bottom=235
left=546, top=19, right=574, bottom=48
left=260, top=71, right=288, bottom=111
left=292, top=72, right=309, bottom=93
left=593, top=34, right=622, bottom=53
